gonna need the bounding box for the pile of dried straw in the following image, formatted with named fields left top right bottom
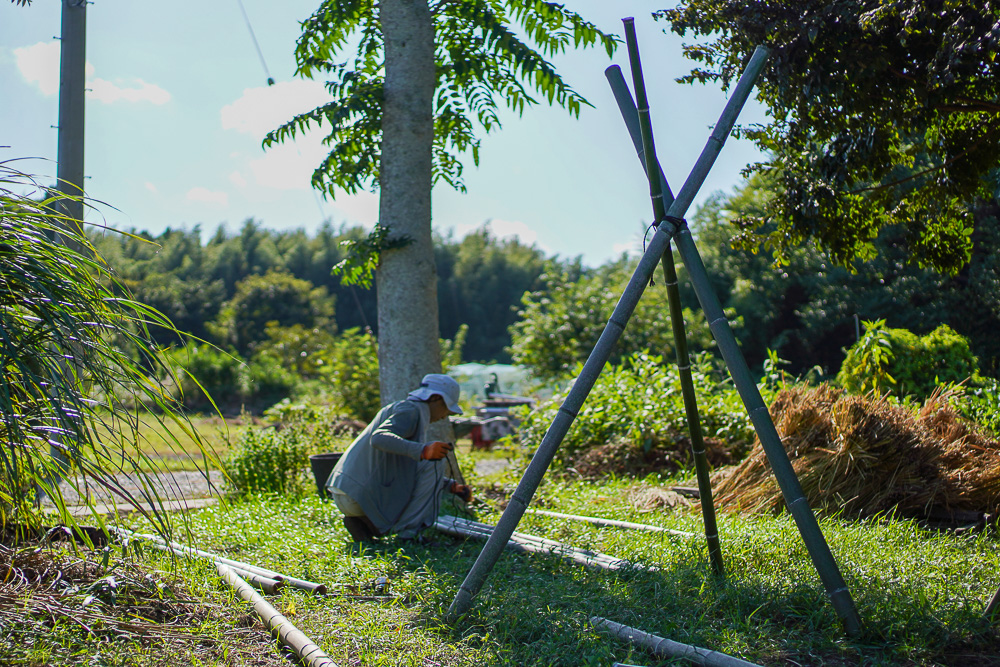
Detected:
left=710, top=384, right=1000, bottom=519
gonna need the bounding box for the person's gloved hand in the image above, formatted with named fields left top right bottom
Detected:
left=421, top=440, right=453, bottom=461
left=450, top=481, right=473, bottom=503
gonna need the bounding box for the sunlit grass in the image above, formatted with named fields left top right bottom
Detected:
left=118, top=460, right=1000, bottom=666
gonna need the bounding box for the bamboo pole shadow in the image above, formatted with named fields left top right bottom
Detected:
left=447, top=20, right=861, bottom=637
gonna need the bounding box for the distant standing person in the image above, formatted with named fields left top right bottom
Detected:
left=326, top=374, right=472, bottom=542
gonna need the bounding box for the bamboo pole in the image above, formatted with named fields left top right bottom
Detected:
left=622, top=17, right=724, bottom=578
left=604, top=56, right=862, bottom=637
left=447, top=40, right=769, bottom=624
left=985, top=582, right=1000, bottom=622
left=143, top=541, right=284, bottom=594
left=435, top=515, right=650, bottom=572
left=592, top=616, right=762, bottom=667
left=115, top=528, right=328, bottom=594
left=524, top=508, right=697, bottom=537
left=217, top=564, right=339, bottom=667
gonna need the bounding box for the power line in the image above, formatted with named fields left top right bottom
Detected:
left=235, top=0, right=274, bottom=86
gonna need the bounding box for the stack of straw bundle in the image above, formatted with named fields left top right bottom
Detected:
left=710, top=385, right=1000, bottom=519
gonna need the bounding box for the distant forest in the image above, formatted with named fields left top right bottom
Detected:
left=94, top=178, right=1000, bottom=380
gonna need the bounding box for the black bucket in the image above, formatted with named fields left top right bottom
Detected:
left=309, top=452, right=342, bottom=499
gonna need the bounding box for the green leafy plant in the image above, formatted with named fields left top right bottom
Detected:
left=838, top=321, right=980, bottom=398
left=517, top=351, right=754, bottom=468
left=222, top=422, right=312, bottom=495
left=0, top=161, right=209, bottom=537
left=323, top=327, right=380, bottom=422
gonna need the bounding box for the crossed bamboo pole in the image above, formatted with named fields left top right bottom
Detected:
left=447, top=40, right=770, bottom=624
left=621, top=17, right=724, bottom=578
left=606, top=35, right=861, bottom=636
left=449, top=25, right=862, bottom=636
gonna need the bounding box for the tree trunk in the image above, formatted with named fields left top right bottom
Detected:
left=377, top=0, right=440, bottom=403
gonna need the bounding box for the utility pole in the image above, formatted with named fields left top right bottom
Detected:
left=56, top=0, right=86, bottom=230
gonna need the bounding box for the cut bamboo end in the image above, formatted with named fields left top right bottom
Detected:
left=217, top=563, right=339, bottom=667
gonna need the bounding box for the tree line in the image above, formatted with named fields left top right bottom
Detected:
left=95, top=171, right=1000, bottom=395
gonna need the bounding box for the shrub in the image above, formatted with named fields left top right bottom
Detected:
left=955, top=378, right=1000, bottom=438
left=324, top=328, right=380, bottom=422
left=222, top=424, right=311, bottom=495
left=163, top=344, right=242, bottom=410
left=837, top=321, right=980, bottom=399
left=517, top=351, right=754, bottom=470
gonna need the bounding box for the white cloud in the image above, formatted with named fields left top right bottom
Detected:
left=611, top=240, right=638, bottom=257
left=222, top=80, right=335, bottom=192
left=452, top=219, right=548, bottom=251
left=144, top=181, right=158, bottom=194
left=229, top=171, right=248, bottom=188
left=89, top=77, right=170, bottom=105
left=185, top=187, right=228, bottom=207
left=14, top=42, right=59, bottom=95
left=13, top=40, right=170, bottom=104
left=221, top=80, right=332, bottom=138
left=247, top=133, right=330, bottom=191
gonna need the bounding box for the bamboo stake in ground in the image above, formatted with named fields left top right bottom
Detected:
left=604, top=54, right=862, bottom=637
left=592, top=616, right=761, bottom=667
left=217, top=564, right=338, bottom=667
left=446, top=38, right=770, bottom=625
left=985, top=582, right=1000, bottom=622
left=524, top=508, right=697, bottom=537
left=621, top=17, right=724, bottom=578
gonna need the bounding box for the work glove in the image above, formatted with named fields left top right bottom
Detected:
left=450, top=482, right=473, bottom=503
left=421, top=440, right=453, bottom=461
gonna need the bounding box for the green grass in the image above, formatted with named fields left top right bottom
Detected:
left=90, top=412, right=235, bottom=473
left=109, top=455, right=1000, bottom=667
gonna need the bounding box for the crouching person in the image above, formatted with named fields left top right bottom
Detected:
left=326, top=374, right=473, bottom=543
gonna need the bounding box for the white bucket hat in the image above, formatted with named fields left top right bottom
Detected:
left=407, top=373, right=463, bottom=414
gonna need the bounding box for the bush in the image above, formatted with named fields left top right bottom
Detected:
left=837, top=321, right=980, bottom=399
left=324, top=328, right=380, bottom=422
left=955, top=378, right=1000, bottom=438
left=222, top=424, right=312, bottom=495
left=163, top=344, right=242, bottom=410
left=517, top=351, right=754, bottom=471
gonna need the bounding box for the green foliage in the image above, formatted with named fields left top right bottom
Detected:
left=332, top=223, right=412, bottom=289
left=323, top=327, right=381, bottom=422
left=222, top=424, right=312, bottom=495
left=517, top=351, right=754, bottom=466
left=265, top=0, right=616, bottom=197
left=955, top=378, right=1000, bottom=438
left=437, top=226, right=550, bottom=362
left=0, top=161, right=206, bottom=536
left=838, top=321, right=980, bottom=399
left=211, top=269, right=335, bottom=356
left=162, top=344, right=243, bottom=411
left=440, top=323, right=468, bottom=370
left=656, top=1, right=1000, bottom=274
left=509, top=257, right=720, bottom=379
left=252, top=323, right=337, bottom=379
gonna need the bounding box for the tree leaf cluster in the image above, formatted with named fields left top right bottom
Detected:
left=265, top=0, right=616, bottom=196
left=657, top=0, right=1000, bottom=274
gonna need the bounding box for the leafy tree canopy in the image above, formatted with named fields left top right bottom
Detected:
left=265, top=0, right=616, bottom=196
left=657, top=1, right=1000, bottom=274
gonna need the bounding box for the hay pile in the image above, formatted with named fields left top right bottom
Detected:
left=710, top=384, right=1000, bottom=519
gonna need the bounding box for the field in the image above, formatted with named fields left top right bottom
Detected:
left=9, top=444, right=1000, bottom=667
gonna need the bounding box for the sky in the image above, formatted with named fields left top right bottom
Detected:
left=1, top=0, right=768, bottom=267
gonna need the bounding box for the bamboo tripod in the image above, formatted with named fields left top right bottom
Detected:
left=448, top=20, right=862, bottom=637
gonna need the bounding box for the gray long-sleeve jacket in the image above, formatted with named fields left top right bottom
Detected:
left=326, top=399, right=448, bottom=534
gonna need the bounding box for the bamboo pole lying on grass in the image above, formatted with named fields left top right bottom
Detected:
left=112, top=527, right=327, bottom=594
left=524, top=508, right=698, bottom=537
left=217, top=563, right=338, bottom=667
left=143, top=541, right=284, bottom=594
left=436, top=515, right=654, bottom=572
left=592, top=616, right=762, bottom=667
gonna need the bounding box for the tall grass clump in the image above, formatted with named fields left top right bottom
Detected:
left=222, top=425, right=312, bottom=495
left=0, top=161, right=209, bottom=539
